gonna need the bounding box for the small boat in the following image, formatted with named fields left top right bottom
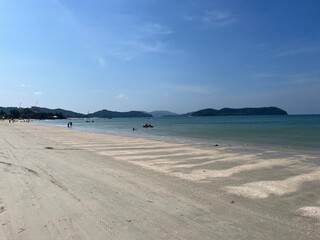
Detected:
left=143, top=124, right=154, bottom=128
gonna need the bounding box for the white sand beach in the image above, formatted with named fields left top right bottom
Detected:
left=0, top=122, right=319, bottom=239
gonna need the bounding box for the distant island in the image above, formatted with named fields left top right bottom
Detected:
left=149, top=110, right=178, bottom=118
left=0, top=106, right=287, bottom=120
left=191, top=107, right=288, bottom=116
left=87, top=109, right=152, bottom=118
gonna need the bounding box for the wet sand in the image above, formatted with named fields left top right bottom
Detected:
left=0, top=122, right=319, bottom=239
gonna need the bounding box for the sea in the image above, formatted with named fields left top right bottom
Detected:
left=35, top=115, right=320, bottom=153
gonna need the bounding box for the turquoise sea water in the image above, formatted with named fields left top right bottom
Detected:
left=37, top=115, right=320, bottom=152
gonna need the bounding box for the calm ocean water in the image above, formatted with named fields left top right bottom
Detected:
left=36, top=115, right=320, bottom=152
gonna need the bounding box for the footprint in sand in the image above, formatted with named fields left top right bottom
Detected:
left=0, top=199, right=6, bottom=214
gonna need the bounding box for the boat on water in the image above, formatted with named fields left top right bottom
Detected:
left=143, top=123, right=154, bottom=128
left=85, top=110, right=94, bottom=122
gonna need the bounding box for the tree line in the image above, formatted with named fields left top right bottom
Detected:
left=0, top=108, right=65, bottom=120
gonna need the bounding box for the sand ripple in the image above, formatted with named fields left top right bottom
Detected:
left=298, top=207, right=320, bottom=221
left=225, top=168, right=320, bottom=199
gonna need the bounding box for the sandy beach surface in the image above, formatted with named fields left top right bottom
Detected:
left=0, top=122, right=319, bottom=240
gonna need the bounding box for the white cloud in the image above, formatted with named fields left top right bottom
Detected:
left=253, top=71, right=320, bottom=89
left=117, top=93, right=128, bottom=100
left=184, top=16, right=195, bottom=22
left=33, top=91, right=43, bottom=95
left=185, top=10, right=235, bottom=28
left=253, top=73, right=280, bottom=79
left=51, top=0, right=80, bottom=30
left=203, top=11, right=232, bottom=25
left=142, top=22, right=172, bottom=35
left=276, top=45, right=320, bottom=58
left=111, top=41, right=169, bottom=61
left=169, top=84, right=220, bottom=95
left=96, top=56, right=106, bottom=67
left=109, top=19, right=175, bottom=61
left=137, top=41, right=167, bottom=53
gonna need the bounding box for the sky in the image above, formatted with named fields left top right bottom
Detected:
left=1, top=0, right=320, bottom=114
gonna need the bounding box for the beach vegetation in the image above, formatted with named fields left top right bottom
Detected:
left=0, top=108, right=66, bottom=120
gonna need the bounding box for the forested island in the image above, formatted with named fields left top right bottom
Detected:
left=191, top=107, right=288, bottom=116
left=87, top=109, right=152, bottom=118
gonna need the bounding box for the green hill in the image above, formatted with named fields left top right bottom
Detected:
left=192, top=107, right=288, bottom=116
left=88, top=109, right=152, bottom=118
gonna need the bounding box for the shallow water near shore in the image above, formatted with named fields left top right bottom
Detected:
left=36, top=115, right=320, bottom=152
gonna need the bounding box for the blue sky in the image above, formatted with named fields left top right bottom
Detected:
left=1, top=0, right=320, bottom=114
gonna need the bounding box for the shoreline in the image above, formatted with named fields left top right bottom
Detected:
left=34, top=118, right=320, bottom=156
left=0, top=122, right=319, bottom=239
